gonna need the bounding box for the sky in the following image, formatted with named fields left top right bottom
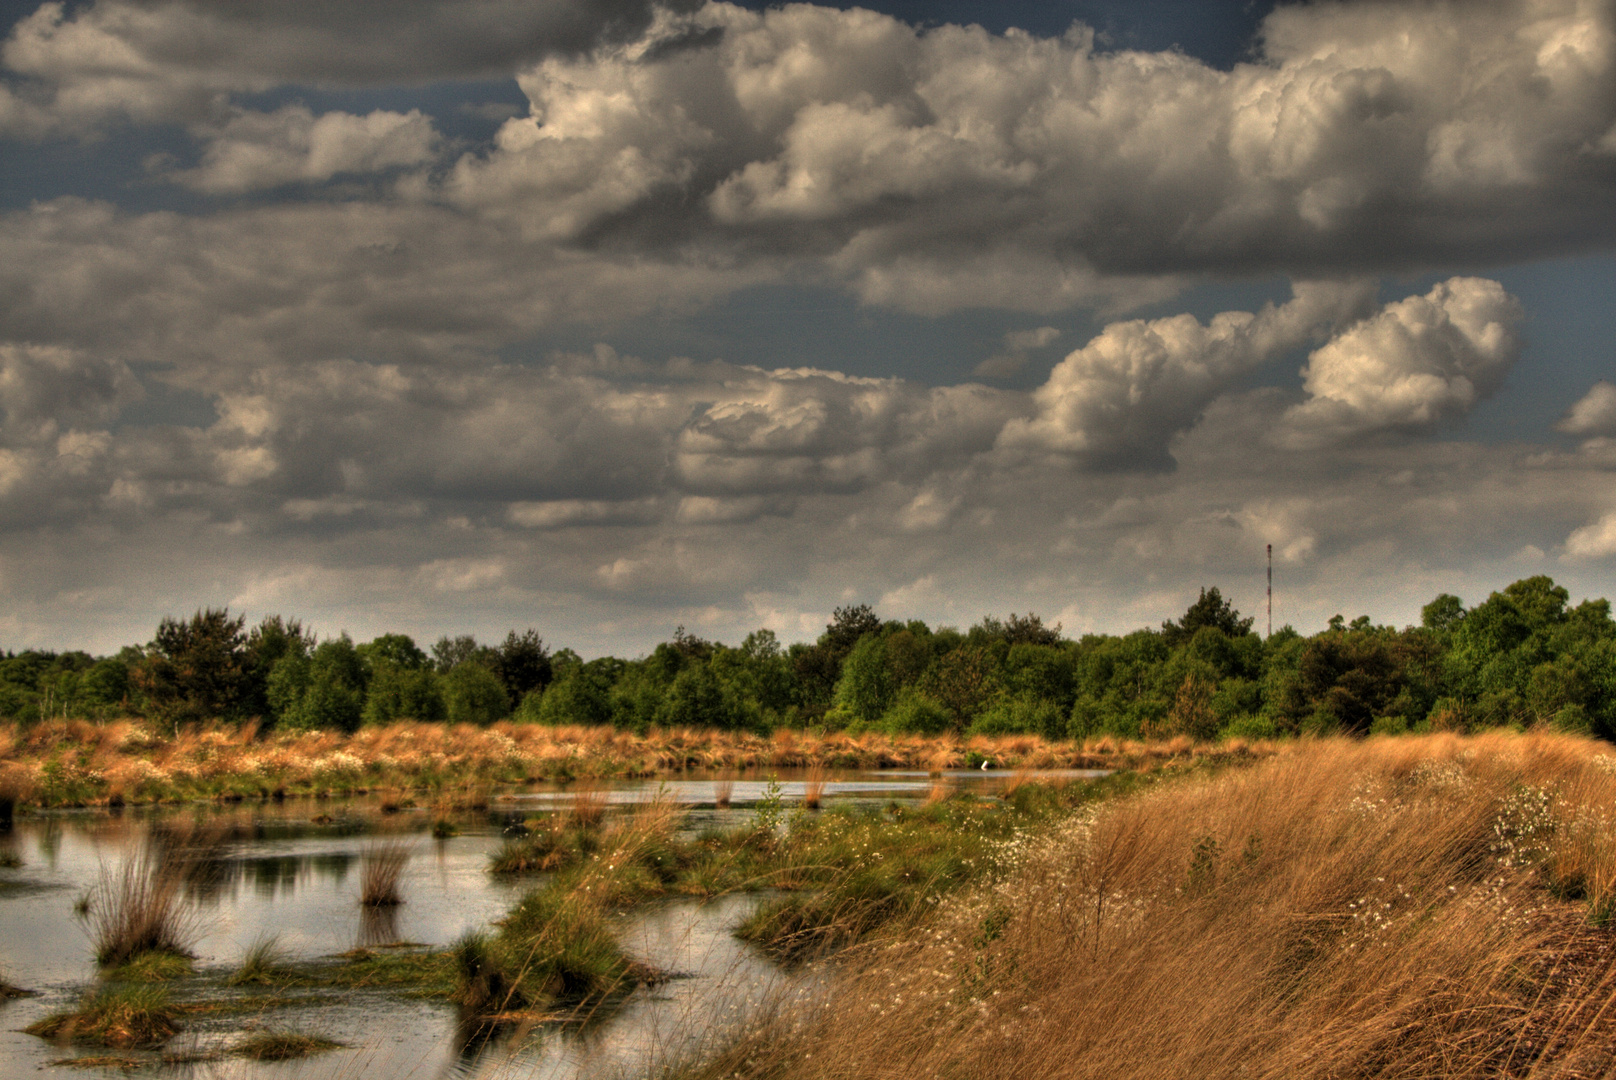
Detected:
left=0, top=0, right=1614, bottom=657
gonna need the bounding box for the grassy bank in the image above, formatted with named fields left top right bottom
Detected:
left=0, top=717, right=1265, bottom=808
left=670, top=730, right=1616, bottom=1080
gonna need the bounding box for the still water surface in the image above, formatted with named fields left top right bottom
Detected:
left=0, top=768, right=1102, bottom=1079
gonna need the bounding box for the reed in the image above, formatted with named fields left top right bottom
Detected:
left=86, top=846, right=198, bottom=969
left=998, top=769, right=1032, bottom=800
left=713, top=776, right=734, bottom=808
left=569, top=784, right=608, bottom=828
left=803, top=766, right=826, bottom=811
left=359, top=840, right=410, bottom=907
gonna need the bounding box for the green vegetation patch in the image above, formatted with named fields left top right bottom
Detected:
left=101, top=951, right=193, bottom=983
left=26, top=985, right=180, bottom=1048
left=233, top=1030, right=344, bottom=1061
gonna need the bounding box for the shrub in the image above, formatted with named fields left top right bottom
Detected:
left=443, top=663, right=510, bottom=725
left=881, top=690, right=952, bottom=735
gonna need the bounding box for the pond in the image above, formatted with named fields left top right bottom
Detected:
left=0, top=766, right=1104, bottom=1078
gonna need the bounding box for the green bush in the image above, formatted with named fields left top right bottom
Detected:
left=442, top=663, right=510, bottom=725
left=880, top=689, right=952, bottom=735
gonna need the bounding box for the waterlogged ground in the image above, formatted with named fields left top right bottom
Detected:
left=0, top=768, right=1096, bottom=1079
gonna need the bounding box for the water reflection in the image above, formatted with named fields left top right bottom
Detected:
left=0, top=767, right=1105, bottom=1080
left=358, top=903, right=403, bottom=948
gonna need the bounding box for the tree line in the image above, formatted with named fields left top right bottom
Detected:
left=3, top=574, right=1613, bottom=741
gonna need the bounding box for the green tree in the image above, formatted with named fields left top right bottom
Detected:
left=834, top=634, right=894, bottom=725
left=442, top=662, right=510, bottom=724
left=1162, top=588, right=1254, bottom=647
left=133, top=608, right=251, bottom=730
left=272, top=636, right=367, bottom=732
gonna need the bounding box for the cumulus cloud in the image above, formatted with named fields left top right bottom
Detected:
left=165, top=106, right=441, bottom=194
left=1278, top=277, right=1523, bottom=446
left=0, top=0, right=694, bottom=135
left=0, top=198, right=762, bottom=374
left=974, top=326, right=1060, bottom=380
left=1564, top=511, right=1616, bottom=559
left=432, top=0, right=1616, bottom=304
left=997, top=279, right=1376, bottom=466
left=1558, top=381, right=1616, bottom=438
left=0, top=342, right=140, bottom=442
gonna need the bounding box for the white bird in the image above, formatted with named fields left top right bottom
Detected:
left=980, top=760, right=989, bottom=771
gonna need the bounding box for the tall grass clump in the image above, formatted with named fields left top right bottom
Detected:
left=359, top=840, right=410, bottom=907
left=86, top=847, right=198, bottom=970
left=569, top=784, right=608, bottom=828
left=802, top=766, right=826, bottom=810
left=674, top=732, right=1616, bottom=1080
left=228, top=935, right=293, bottom=986
left=713, top=777, right=734, bottom=808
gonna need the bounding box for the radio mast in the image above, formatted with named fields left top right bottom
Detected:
left=1266, top=543, right=1273, bottom=639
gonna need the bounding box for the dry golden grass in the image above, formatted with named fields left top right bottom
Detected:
left=803, top=765, right=827, bottom=810
left=569, top=783, right=608, bottom=828
left=674, top=731, right=1616, bottom=1080
left=358, top=840, right=410, bottom=908
left=86, top=846, right=199, bottom=968
left=0, top=717, right=1258, bottom=808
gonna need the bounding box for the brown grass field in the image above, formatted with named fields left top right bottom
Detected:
left=671, top=730, right=1616, bottom=1080
left=0, top=718, right=1266, bottom=807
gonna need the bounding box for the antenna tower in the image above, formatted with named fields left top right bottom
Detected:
left=1266, top=543, right=1273, bottom=639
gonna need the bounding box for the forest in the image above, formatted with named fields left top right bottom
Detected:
left=2, top=575, right=1612, bottom=742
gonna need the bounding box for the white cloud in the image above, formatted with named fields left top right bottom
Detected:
left=167, top=106, right=441, bottom=194
left=429, top=0, right=1616, bottom=302
left=1279, top=277, right=1523, bottom=446
left=1558, top=381, right=1616, bottom=437
left=997, top=279, right=1375, bottom=465
left=0, top=0, right=689, bottom=136
left=1564, top=511, right=1616, bottom=560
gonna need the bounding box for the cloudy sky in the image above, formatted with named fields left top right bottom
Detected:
left=1, top=0, right=1614, bottom=656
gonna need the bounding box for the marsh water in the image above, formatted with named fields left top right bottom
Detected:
left=0, top=768, right=1105, bottom=1079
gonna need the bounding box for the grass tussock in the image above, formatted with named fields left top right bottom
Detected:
left=569, top=784, right=608, bottom=828
left=713, top=776, right=734, bottom=808
left=26, top=985, right=179, bottom=1048
left=228, top=935, right=293, bottom=986
left=233, top=1030, right=343, bottom=1060
left=85, top=847, right=198, bottom=970
left=100, top=950, right=193, bottom=983
left=359, top=840, right=410, bottom=907
left=802, top=766, right=826, bottom=810
left=673, top=731, right=1616, bottom=1080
